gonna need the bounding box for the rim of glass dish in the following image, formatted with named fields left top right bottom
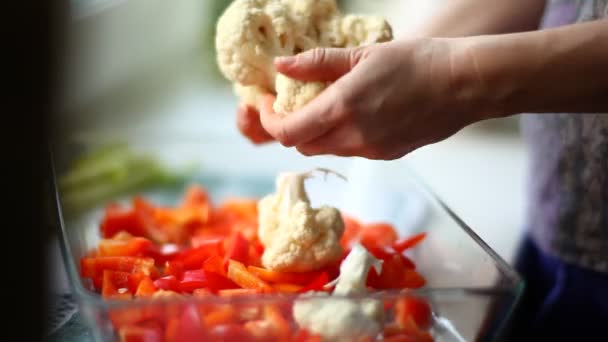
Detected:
left=47, top=140, right=524, bottom=313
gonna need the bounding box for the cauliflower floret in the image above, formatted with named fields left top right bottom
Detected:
left=233, top=83, right=269, bottom=108
left=273, top=74, right=327, bottom=114
left=325, top=243, right=384, bottom=296
left=339, top=15, right=393, bottom=47
left=215, top=0, right=393, bottom=113
left=215, top=0, right=299, bottom=90
left=293, top=295, right=383, bottom=342
left=293, top=244, right=385, bottom=341
left=258, top=169, right=345, bottom=272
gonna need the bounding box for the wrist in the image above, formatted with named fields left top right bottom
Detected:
left=443, top=36, right=508, bottom=123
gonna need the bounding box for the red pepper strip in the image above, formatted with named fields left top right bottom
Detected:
left=101, top=270, right=132, bottom=299
left=203, top=255, right=227, bottom=276
left=164, top=260, right=185, bottom=279
left=134, top=276, right=157, bottom=297
left=154, top=275, right=179, bottom=292
left=172, top=242, right=222, bottom=270
left=98, top=236, right=153, bottom=257
left=223, top=231, right=250, bottom=266
left=178, top=269, right=238, bottom=293
left=297, top=272, right=329, bottom=293
left=226, top=260, right=273, bottom=292
left=392, top=232, right=427, bottom=253
left=247, top=266, right=322, bottom=286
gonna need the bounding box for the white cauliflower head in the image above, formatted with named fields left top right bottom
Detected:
left=215, top=0, right=393, bottom=114
left=257, top=168, right=345, bottom=272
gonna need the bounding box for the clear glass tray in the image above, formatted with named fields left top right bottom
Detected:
left=49, top=135, right=523, bottom=342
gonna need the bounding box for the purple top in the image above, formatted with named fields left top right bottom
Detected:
left=521, top=0, right=608, bottom=272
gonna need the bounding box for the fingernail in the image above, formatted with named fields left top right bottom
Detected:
left=275, top=56, right=294, bottom=66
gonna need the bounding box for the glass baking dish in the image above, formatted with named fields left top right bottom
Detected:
left=49, top=134, right=524, bottom=342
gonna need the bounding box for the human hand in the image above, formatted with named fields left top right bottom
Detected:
left=236, top=103, right=274, bottom=145
left=258, top=38, right=493, bottom=159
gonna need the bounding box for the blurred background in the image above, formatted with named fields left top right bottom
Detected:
left=55, top=0, right=528, bottom=265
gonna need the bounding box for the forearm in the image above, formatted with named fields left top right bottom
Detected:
left=463, top=19, right=608, bottom=117
left=413, top=0, right=546, bottom=37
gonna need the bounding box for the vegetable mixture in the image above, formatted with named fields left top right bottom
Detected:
left=80, top=178, right=432, bottom=341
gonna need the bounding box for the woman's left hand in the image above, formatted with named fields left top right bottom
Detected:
left=258, top=38, right=494, bottom=160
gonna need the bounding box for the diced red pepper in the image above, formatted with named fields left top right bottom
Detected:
left=153, top=275, right=179, bottom=292
left=247, top=266, right=322, bottom=286
left=144, top=244, right=181, bottom=266
left=393, top=232, right=427, bottom=253
left=127, top=272, right=147, bottom=293
left=81, top=257, right=158, bottom=289
left=174, top=306, right=207, bottom=342
left=395, top=296, right=433, bottom=330
left=102, top=270, right=132, bottom=299
left=217, top=289, right=261, bottom=297
left=98, top=236, right=153, bottom=257
left=226, top=260, right=273, bottom=292
left=172, top=242, right=222, bottom=270
left=368, top=254, right=426, bottom=289
left=182, top=185, right=210, bottom=208
left=179, top=269, right=238, bottom=293
left=264, top=305, right=292, bottom=341
left=119, top=325, right=162, bottom=342
left=340, top=215, right=362, bottom=248
left=297, top=272, right=329, bottom=293
left=203, top=255, right=227, bottom=276
left=360, top=222, right=399, bottom=249
left=135, top=276, right=157, bottom=297
left=100, top=204, right=148, bottom=239
left=164, top=261, right=184, bottom=279
left=208, top=323, right=254, bottom=342
left=223, top=231, right=250, bottom=266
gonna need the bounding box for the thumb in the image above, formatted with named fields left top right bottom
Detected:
left=274, top=47, right=367, bottom=82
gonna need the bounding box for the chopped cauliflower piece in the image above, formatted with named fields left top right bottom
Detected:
left=258, top=168, right=345, bottom=272
left=293, top=294, right=383, bottom=342
left=293, top=244, right=385, bottom=341
left=325, top=243, right=383, bottom=295
left=215, top=0, right=393, bottom=113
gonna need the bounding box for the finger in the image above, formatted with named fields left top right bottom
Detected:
left=274, top=47, right=367, bottom=82
left=259, top=86, right=346, bottom=147
left=236, top=104, right=274, bottom=145
left=295, top=124, right=363, bottom=157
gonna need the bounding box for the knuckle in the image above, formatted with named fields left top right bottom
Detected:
left=308, top=48, right=327, bottom=65
left=275, top=128, right=292, bottom=146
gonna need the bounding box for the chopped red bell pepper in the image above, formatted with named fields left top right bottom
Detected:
left=395, top=296, right=433, bottom=330
left=360, top=222, right=399, bottom=249
left=134, top=276, right=157, bottom=297
left=173, top=306, right=207, bottom=342
left=393, top=232, right=427, bottom=253
left=297, top=272, right=329, bottom=293
left=164, top=261, right=184, bottom=279
left=144, top=244, right=181, bottom=266
left=226, top=260, right=273, bottom=292
left=209, top=323, right=254, bottom=342
left=179, top=269, right=238, bottom=293
left=153, top=275, right=180, bottom=292
left=340, top=215, right=363, bottom=248
left=98, top=236, right=153, bottom=257
left=223, top=231, right=250, bottom=266
left=247, top=266, right=322, bottom=286
left=203, top=255, right=227, bottom=276
left=172, top=242, right=222, bottom=270
left=119, top=325, right=163, bottom=342
left=102, top=270, right=132, bottom=299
